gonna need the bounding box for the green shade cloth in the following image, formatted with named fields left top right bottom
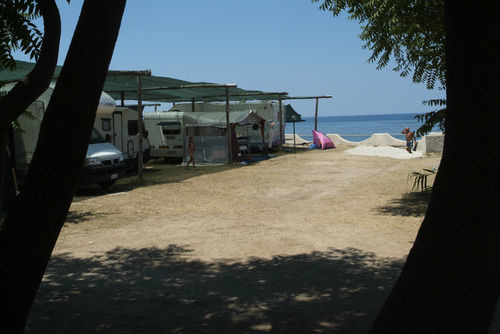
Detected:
left=0, top=60, right=62, bottom=83
left=1, top=60, right=289, bottom=103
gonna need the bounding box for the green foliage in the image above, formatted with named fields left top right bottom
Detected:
left=0, top=84, right=36, bottom=133
left=312, top=0, right=446, bottom=135
left=0, top=0, right=43, bottom=70
left=408, top=168, right=436, bottom=192
left=312, top=0, right=445, bottom=89
left=10, top=109, right=37, bottom=134
left=414, top=98, right=446, bottom=136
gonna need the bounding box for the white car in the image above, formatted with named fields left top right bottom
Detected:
left=80, top=128, right=127, bottom=188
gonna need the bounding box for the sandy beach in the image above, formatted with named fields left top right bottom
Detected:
left=26, top=147, right=447, bottom=332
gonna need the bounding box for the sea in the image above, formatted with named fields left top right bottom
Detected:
left=285, top=113, right=440, bottom=142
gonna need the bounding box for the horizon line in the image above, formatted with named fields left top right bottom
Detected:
left=300, top=112, right=422, bottom=118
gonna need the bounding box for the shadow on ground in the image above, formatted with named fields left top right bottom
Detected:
left=375, top=191, right=432, bottom=218
left=27, top=246, right=403, bottom=333
left=64, top=211, right=109, bottom=224
left=73, top=162, right=241, bottom=199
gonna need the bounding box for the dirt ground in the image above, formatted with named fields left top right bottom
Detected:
left=26, top=147, right=448, bottom=332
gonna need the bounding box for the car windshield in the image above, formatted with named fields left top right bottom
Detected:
left=89, top=128, right=106, bottom=144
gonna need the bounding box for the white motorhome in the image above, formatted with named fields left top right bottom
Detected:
left=144, top=101, right=283, bottom=160
left=143, top=111, right=185, bottom=160
left=95, top=106, right=150, bottom=170
left=3, top=83, right=127, bottom=188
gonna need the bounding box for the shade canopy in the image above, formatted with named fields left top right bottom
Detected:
left=0, top=60, right=62, bottom=83
left=1, top=60, right=289, bottom=103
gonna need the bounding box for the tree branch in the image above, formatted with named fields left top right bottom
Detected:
left=0, top=0, right=60, bottom=213
left=0, top=0, right=126, bottom=330
left=0, top=0, right=61, bottom=128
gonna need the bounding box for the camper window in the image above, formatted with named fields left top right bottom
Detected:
left=101, top=118, right=111, bottom=131
left=128, top=120, right=138, bottom=136
left=161, top=127, right=181, bottom=135
left=89, top=128, right=107, bottom=144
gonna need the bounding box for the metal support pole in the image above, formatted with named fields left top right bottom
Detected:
left=278, top=94, right=283, bottom=151
left=191, top=98, right=195, bottom=112
left=137, top=75, right=144, bottom=178
left=225, top=86, right=232, bottom=163
left=314, top=97, right=319, bottom=131
left=120, top=92, right=125, bottom=107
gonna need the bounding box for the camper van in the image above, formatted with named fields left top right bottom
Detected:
left=3, top=83, right=127, bottom=188
left=95, top=106, right=150, bottom=170
left=143, top=101, right=283, bottom=161
left=143, top=111, right=185, bottom=160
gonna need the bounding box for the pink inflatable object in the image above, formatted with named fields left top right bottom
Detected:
left=312, top=130, right=336, bottom=149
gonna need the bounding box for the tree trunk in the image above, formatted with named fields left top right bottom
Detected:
left=0, top=0, right=126, bottom=331
left=0, top=0, right=61, bottom=212
left=368, top=1, right=500, bottom=332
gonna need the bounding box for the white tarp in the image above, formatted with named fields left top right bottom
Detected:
left=183, top=110, right=265, bottom=127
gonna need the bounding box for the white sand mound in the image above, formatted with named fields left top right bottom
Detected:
left=345, top=146, right=423, bottom=159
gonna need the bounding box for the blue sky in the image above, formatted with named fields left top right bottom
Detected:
left=13, top=0, right=444, bottom=117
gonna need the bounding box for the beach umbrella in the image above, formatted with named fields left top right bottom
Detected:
left=284, top=104, right=305, bottom=149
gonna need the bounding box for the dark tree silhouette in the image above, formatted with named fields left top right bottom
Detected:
left=0, top=0, right=126, bottom=331
left=0, top=0, right=60, bottom=211
left=368, top=1, right=500, bottom=332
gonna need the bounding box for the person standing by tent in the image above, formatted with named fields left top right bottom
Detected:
left=186, top=136, right=196, bottom=169
left=401, top=127, right=415, bottom=153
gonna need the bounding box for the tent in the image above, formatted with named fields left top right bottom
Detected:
left=169, top=101, right=282, bottom=149
left=183, top=111, right=266, bottom=165
left=312, top=130, right=335, bottom=150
